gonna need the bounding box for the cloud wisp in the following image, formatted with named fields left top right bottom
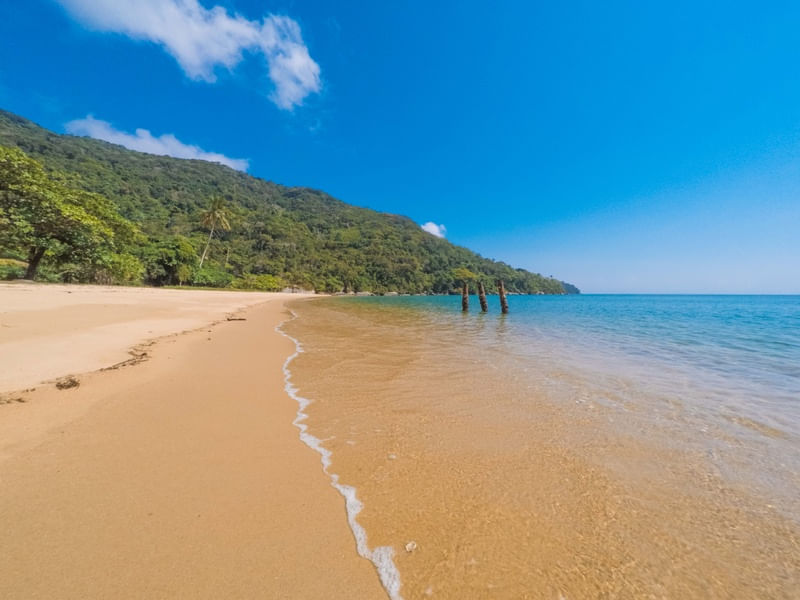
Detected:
left=56, top=0, right=321, bottom=109
left=421, top=222, right=447, bottom=238
left=66, top=116, right=249, bottom=171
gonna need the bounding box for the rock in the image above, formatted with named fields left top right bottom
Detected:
left=55, top=375, right=80, bottom=390
left=405, top=541, right=417, bottom=552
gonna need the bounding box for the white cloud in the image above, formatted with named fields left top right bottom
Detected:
left=56, top=0, right=321, bottom=110
left=65, top=115, right=249, bottom=171
left=421, top=222, right=446, bottom=238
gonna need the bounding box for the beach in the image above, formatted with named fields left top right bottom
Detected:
left=2, top=285, right=799, bottom=599
left=4, top=2, right=799, bottom=596
left=0, top=283, right=386, bottom=599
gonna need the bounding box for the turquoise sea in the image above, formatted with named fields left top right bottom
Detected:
left=359, top=293, right=800, bottom=417
left=346, top=294, right=800, bottom=511
left=285, top=293, right=800, bottom=597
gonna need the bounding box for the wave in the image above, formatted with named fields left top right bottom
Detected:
left=276, top=309, right=403, bottom=600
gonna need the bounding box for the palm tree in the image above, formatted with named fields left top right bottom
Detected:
left=198, top=195, right=231, bottom=270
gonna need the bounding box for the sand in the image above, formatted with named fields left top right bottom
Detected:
left=0, top=282, right=288, bottom=393
left=0, top=283, right=386, bottom=599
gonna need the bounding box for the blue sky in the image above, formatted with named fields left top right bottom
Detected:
left=1, top=0, right=799, bottom=293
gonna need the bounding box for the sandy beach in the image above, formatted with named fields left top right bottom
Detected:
left=0, top=283, right=386, bottom=599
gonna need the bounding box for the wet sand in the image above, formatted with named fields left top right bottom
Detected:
left=0, top=285, right=386, bottom=599
left=283, top=298, right=800, bottom=599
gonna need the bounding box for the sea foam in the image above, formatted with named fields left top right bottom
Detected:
left=277, top=311, right=403, bottom=600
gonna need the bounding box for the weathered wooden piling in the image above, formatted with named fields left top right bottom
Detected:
left=462, top=282, right=469, bottom=312
left=497, top=280, right=509, bottom=314
left=478, top=281, right=488, bottom=312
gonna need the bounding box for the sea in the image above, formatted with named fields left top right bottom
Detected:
left=280, top=294, right=800, bottom=599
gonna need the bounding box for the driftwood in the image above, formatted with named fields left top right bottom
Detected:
left=497, top=280, right=509, bottom=314
left=478, top=281, right=488, bottom=312
left=462, top=282, right=469, bottom=312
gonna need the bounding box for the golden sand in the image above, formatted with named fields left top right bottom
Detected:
left=3, top=284, right=798, bottom=599
left=0, top=282, right=285, bottom=392
left=0, top=285, right=386, bottom=599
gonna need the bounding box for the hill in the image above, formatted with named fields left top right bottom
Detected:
left=0, top=109, right=578, bottom=294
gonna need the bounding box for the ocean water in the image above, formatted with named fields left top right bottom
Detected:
left=282, top=295, right=800, bottom=599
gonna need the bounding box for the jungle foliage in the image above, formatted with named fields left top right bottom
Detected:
left=0, top=110, right=578, bottom=294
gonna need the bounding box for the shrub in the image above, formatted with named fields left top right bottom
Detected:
left=0, top=258, right=25, bottom=280
left=230, top=273, right=285, bottom=291
left=193, top=264, right=234, bottom=287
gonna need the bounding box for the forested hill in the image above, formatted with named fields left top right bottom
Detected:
left=0, top=109, right=579, bottom=294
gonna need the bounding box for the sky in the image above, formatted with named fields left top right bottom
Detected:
left=1, top=0, right=799, bottom=293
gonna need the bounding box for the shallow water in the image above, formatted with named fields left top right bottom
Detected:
left=283, top=295, right=800, bottom=599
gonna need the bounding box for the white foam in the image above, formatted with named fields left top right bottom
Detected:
left=276, top=310, right=404, bottom=600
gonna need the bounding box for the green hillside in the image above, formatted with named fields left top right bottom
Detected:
left=0, top=109, right=578, bottom=294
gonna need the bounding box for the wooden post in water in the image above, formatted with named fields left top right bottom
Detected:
left=478, top=281, right=488, bottom=312
left=462, top=281, right=469, bottom=312
left=497, top=280, right=509, bottom=314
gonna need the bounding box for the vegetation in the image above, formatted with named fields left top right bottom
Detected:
left=0, top=109, right=579, bottom=294
left=198, top=195, right=231, bottom=270
left=0, top=146, right=142, bottom=283
left=452, top=267, right=478, bottom=285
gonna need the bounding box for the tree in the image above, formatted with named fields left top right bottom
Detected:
left=141, top=235, right=198, bottom=286
left=198, top=195, right=231, bottom=270
left=0, top=146, right=140, bottom=281
left=452, top=267, right=478, bottom=285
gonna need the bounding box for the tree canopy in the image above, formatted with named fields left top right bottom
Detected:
left=452, top=267, right=478, bottom=283
left=0, top=109, right=579, bottom=294
left=0, top=146, right=141, bottom=282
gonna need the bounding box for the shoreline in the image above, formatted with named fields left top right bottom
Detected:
left=0, top=285, right=387, bottom=598
left=278, top=307, right=402, bottom=599
left=282, top=295, right=800, bottom=598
